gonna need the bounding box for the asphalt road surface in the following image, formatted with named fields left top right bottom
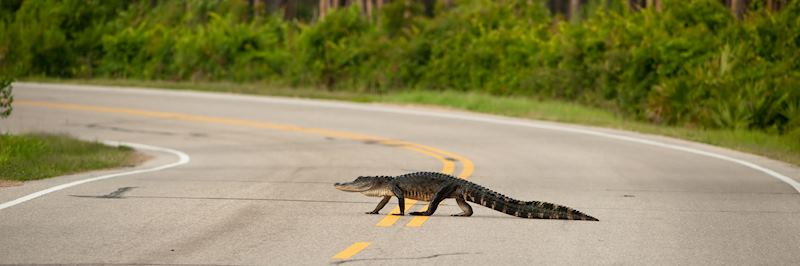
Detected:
left=1, top=83, right=798, bottom=265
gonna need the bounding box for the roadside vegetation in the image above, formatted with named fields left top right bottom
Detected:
left=1, top=0, right=797, bottom=165
left=0, top=133, right=140, bottom=183
left=0, top=77, right=139, bottom=184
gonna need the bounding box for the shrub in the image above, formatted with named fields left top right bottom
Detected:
left=0, top=0, right=796, bottom=135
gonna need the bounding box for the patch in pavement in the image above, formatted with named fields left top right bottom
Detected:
left=86, top=122, right=175, bottom=136
left=72, top=187, right=136, bottom=199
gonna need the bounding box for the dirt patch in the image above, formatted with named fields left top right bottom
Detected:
left=0, top=180, right=23, bottom=188
left=124, top=152, right=154, bottom=167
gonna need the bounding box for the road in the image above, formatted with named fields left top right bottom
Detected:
left=1, top=83, right=798, bottom=265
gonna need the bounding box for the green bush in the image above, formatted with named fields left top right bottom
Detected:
left=0, top=0, right=797, bottom=135
left=0, top=77, right=12, bottom=119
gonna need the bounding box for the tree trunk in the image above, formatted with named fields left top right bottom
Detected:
left=264, top=0, right=279, bottom=14
left=765, top=0, right=786, bottom=11
left=730, top=0, right=746, bottom=20
left=628, top=0, right=645, bottom=12
left=283, top=0, right=296, bottom=20
left=422, top=0, right=436, bottom=17
left=569, top=0, right=581, bottom=22
left=248, top=0, right=255, bottom=20
left=404, top=0, right=411, bottom=19
left=319, top=0, right=328, bottom=19
left=366, top=0, right=373, bottom=20
left=548, top=0, right=568, bottom=18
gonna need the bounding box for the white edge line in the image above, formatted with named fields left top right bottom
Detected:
left=18, top=82, right=800, bottom=193
left=0, top=141, right=191, bottom=211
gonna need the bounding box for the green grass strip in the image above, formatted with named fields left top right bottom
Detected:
left=0, top=133, right=139, bottom=181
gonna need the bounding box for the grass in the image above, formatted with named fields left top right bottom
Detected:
left=0, top=133, right=141, bottom=182
left=22, top=77, right=800, bottom=166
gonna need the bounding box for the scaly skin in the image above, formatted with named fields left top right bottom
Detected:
left=334, top=172, right=598, bottom=221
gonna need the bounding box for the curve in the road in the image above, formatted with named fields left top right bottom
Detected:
left=20, top=83, right=796, bottom=192
left=15, top=99, right=477, bottom=260
left=17, top=99, right=476, bottom=227
left=7, top=83, right=799, bottom=265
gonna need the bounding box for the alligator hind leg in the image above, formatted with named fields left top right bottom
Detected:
left=411, top=184, right=456, bottom=216
left=366, top=196, right=391, bottom=214
left=452, top=197, right=473, bottom=217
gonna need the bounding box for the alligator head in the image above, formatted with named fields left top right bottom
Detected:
left=334, top=176, right=392, bottom=196
left=335, top=176, right=379, bottom=192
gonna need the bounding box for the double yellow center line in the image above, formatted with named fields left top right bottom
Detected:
left=18, top=99, right=475, bottom=261
left=375, top=145, right=473, bottom=227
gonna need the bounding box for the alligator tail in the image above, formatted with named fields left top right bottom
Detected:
left=464, top=185, right=598, bottom=221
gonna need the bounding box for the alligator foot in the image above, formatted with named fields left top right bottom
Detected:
left=391, top=213, right=404, bottom=216
left=365, top=211, right=380, bottom=214
left=451, top=213, right=472, bottom=217
left=409, top=211, right=430, bottom=216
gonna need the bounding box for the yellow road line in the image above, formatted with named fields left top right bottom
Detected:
left=405, top=204, right=431, bottom=227
left=402, top=144, right=474, bottom=227
left=332, top=242, right=370, bottom=259
left=375, top=146, right=455, bottom=227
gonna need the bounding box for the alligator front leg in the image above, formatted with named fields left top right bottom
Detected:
left=390, top=183, right=405, bottom=216
left=366, top=196, right=391, bottom=214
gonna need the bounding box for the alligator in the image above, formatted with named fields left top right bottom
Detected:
left=334, top=171, right=598, bottom=221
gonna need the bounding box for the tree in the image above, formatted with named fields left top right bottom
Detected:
left=319, top=0, right=329, bottom=18
left=767, top=0, right=789, bottom=11
left=569, top=0, right=581, bottom=22
left=283, top=0, right=297, bottom=20
left=548, top=0, right=569, bottom=18
left=628, top=0, right=645, bottom=11
left=0, top=77, right=12, bottom=119
left=265, top=0, right=280, bottom=15
left=248, top=0, right=256, bottom=21
left=730, top=0, right=747, bottom=20
left=422, top=0, right=436, bottom=17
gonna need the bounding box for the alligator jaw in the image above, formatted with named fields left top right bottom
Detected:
left=334, top=181, right=370, bottom=192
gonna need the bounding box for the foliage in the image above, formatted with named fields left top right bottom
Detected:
left=0, top=0, right=798, bottom=136
left=0, top=77, right=11, bottom=119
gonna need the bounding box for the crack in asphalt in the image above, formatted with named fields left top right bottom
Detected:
left=330, top=252, right=479, bottom=265
left=86, top=123, right=175, bottom=136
